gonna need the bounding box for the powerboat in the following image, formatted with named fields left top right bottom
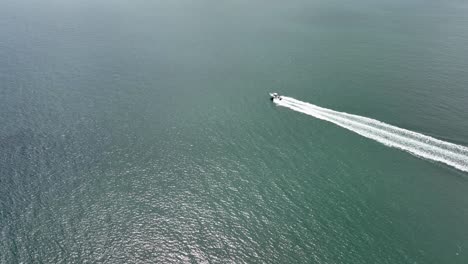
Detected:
left=269, top=92, right=282, bottom=101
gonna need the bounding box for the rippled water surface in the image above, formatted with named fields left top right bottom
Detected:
left=1, top=0, right=468, bottom=263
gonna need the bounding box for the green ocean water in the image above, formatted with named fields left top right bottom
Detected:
left=1, top=0, right=468, bottom=263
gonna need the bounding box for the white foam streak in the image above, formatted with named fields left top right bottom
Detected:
left=275, top=96, right=468, bottom=172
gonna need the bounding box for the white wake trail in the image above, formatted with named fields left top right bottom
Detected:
left=275, top=96, right=468, bottom=172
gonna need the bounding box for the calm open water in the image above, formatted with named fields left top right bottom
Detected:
left=1, top=0, right=468, bottom=263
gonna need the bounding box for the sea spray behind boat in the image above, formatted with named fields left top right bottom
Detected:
left=274, top=96, right=468, bottom=173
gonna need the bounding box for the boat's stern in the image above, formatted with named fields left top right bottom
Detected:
left=269, top=92, right=281, bottom=101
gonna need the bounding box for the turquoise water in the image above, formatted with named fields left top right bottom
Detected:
left=1, top=0, right=468, bottom=263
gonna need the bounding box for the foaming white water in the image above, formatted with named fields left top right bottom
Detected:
left=274, top=96, right=468, bottom=172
